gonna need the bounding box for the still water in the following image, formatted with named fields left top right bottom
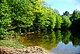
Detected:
left=20, top=30, right=80, bottom=54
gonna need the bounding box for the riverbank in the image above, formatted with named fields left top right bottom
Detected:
left=0, top=46, right=49, bottom=54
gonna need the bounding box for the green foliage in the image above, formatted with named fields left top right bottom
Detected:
left=0, top=28, right=6, bottom=35
left=63, top=11, right=69, bottom=16
left=7, top=0, right=35, bottom=32
left=0, top=0, right=11, bottom=34
left=33, top=6, right=50, bottom=29
left=49, top=8, right=56, bottom=29
left=0, top=0, right=80, bottom=35
left=70, top=10, right=80, bottom=21
left=55, top=15, right=62, bottom=29
left=62, top=15, right=72, bottom=28
left=70, top=10, right=80, bottom=30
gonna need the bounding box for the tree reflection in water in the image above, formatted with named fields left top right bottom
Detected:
left=20, top=30, right=80, bottom=50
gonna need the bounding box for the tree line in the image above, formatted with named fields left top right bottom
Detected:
left=0, top=0, right=80, bottom=35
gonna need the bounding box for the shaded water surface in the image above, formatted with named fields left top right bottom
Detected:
left=20, top=30, right=80, bottom=54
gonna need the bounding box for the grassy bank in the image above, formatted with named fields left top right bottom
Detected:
left=0, top=35, right=26, bottom=48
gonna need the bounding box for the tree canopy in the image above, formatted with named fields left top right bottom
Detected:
left=0, top=0, right=80, bottom=35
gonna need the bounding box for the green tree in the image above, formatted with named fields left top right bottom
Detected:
left=63, top=11, right=69, bottom=16
left=48, top=8, right=56, bottom=29
left=0, top=0, right=11, bottom=34
left=33, top=6, right=50, bottom=30
left=70, top=10, right=80, bottom=30
left=70, top=9, right=80, bottom=21
left=62, top=15, right=72, bottom=28
left=55, top=15, right=62, bottom=29
left=7, top=0, right=36, bottom=32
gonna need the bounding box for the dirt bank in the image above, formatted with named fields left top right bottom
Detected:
left=0, top=46, right=49, bottom=54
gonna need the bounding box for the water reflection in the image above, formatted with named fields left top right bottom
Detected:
left=20, top=31, right=58, bottom=50
left=20, top=30, right=80, bottom=54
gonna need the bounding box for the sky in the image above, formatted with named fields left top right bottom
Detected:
left=45, top=0, right=80, bottom=15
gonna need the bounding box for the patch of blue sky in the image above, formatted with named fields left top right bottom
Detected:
left=44, top=0, right=80, bottom=15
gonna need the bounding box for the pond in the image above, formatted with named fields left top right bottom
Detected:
left=0, top=30, right=80, bottom=54
left=20, top=30, right=80, bottom=54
